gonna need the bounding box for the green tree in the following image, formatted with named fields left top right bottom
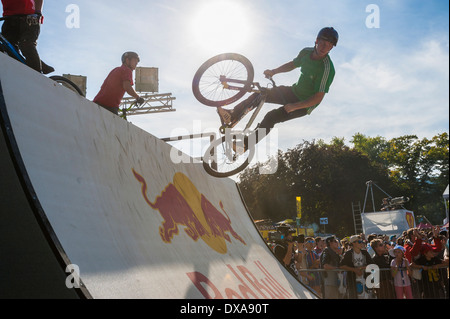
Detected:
left=379, top=133, right=449, bottom=223
left=239, top=140, right=391, bottom=237
left=351, top=133, right=389, bottom=166
left=239, top=132, right=449, bottom=237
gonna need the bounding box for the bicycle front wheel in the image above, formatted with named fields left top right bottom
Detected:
left=50, top=75, right=84, bottom=96
left=203, top=133, right=254, bottom=178
left=192, top=53, right=254, bottom=107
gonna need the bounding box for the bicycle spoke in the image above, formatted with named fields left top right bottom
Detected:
left=203, top=134, right=252, bottom=177
left=199, top=61, right=245, bottom=101
left=193, top=53, right=254, bottom=107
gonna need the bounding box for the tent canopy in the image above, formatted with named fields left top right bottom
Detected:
left=276, top=219, right=295, bottom=225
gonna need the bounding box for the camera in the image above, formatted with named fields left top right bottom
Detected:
left=275, top=224, right=296, bottom=243
left=381, top=196, right=409, bottom=210
left=389, top=196, right=409, bottom=206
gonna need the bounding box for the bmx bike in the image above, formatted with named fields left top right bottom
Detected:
left=0, top=17, right=84, bottom=96
left=192, top=53, right=275, bottom=178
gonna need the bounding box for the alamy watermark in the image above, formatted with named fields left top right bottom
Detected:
left=65, top=4, right=80, bottom=29
left=65, top=4, right=380, bottom=30
left=365, top=264, right=380, bottom=289
left=366, top=4, right=380, bottom=29
left=65, top=263, right=81, bottom=288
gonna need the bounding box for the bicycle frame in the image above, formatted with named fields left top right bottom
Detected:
left=242, top=91, right=266, bottom=132
left=219, top=76, right=274, bottom=133
left=219, top=75, right=254, bottom=92
left=0, top=33, right=26, bottom=64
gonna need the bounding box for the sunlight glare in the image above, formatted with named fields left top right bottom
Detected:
left=191, top=1, right=252, bottom=53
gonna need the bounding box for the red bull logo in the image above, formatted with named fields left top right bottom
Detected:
left=186, top=260, right=293, bottom=299
left=132, top=169, right=246, bottom=254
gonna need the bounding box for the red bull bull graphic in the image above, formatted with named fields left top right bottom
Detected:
left=186, top=260, right=293, bottom=299
left=132, top=169, right=246, bottom=254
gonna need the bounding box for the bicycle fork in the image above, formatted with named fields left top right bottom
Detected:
left=243, top=94, right=266, bottom=132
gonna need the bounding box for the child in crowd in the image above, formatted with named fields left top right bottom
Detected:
left=390, top=245, right=413, bottom=299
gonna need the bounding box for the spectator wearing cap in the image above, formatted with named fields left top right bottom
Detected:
left=370, top=238, right=395, bottom=299
left=389, top=235, right=397, bottom=246
left=320, top=236, right=342, bottom=299
left=390, top=245, right=413, bottom=299
left=340, top=235, right=374, bottom=299
left=411, top=244, right=446, bottom=298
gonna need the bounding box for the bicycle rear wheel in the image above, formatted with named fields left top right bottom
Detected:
left=192, top=53, right=254, bottom=107
left=203, top=133, right=254, bottom=178
left=50, top=75, right=84, bottom=96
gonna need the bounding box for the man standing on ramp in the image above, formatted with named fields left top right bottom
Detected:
left=94, top=51, right=144, bottom=115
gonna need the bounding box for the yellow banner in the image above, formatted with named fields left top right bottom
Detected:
left=296, top=196, right=301, bottom=219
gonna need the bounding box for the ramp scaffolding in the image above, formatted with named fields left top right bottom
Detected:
left=362, top=180, right=408, bottom=213
left=119, top=93, right=176, bottom=118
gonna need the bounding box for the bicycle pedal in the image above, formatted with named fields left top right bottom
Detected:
left=217, top=107, right=232, bottom=125
left=234, top=145, right=246, bottom=155
left=219, top=124, right=229, bottom=134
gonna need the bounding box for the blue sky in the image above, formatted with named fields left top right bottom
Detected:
left=26, top=0, right=449, bottom=158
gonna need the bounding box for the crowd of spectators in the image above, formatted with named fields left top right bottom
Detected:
left=270, top=224, right=449, bottom=299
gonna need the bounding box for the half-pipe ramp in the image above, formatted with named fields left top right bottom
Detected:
left=0, top=53, right=314, bottom=299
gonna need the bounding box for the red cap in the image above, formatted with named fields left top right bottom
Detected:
left=421, top=244, right=439, bottom=254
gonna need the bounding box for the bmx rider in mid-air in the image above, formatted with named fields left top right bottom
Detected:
left=220, top=27, right=338, bottom=151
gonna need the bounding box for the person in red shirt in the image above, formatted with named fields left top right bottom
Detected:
left=404, top=227, right=442, bottom=263
left=1, top=0, right=54, bottom=74
left=93, top=51, right=144, bottom=115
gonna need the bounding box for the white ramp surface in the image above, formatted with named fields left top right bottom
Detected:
left=0, top=53, right=314, bottom=299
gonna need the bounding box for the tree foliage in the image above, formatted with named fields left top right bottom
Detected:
left=238, top=133, right=449, bottom=237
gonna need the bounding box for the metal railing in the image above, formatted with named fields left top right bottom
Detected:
left=295, top=266, right=449, bottom=299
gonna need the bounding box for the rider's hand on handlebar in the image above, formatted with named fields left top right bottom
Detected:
left=136, top=97, right=145, bottom=105
left=263, top=69, right=275, bottom=78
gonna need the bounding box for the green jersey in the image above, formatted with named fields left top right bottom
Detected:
left=292, top=47, right=335, bottom=114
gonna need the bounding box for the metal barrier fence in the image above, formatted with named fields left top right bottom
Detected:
left=296, top=266, right=449, bottom=299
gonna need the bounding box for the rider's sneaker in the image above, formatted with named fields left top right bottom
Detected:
left=232, top=137, right=248, bottom=155
left=41, top=61, right=55, bottom=74
left=217, top=107, right=233, bottom=125
left=233, top=143, right=246, bottom=155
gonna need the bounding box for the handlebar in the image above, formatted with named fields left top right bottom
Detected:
left=265, top=75, right=276, bottom=87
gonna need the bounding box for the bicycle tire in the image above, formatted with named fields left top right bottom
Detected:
left=192, top=53, right=254, bottom=107
left=50, top=75, right=84, bottom=96
left=202, top=134, right=254, bottom=178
